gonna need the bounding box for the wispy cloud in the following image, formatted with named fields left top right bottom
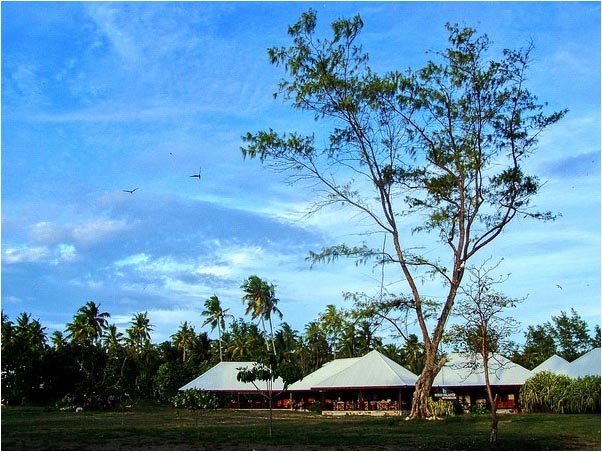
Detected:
left=3, top=246, right=51, bottom=264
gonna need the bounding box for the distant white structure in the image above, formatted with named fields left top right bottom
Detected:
left=532, top=354, right=570, bottom=374
left=288, top=350, right=418, bottom=412
left=557, top=348, right=601, bottom=378
left=180, top=361, right=285, bottom=393
left=433, top=353, right=533, bottom=387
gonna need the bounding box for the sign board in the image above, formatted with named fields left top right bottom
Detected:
left=434, top=392, right=457, bottom=400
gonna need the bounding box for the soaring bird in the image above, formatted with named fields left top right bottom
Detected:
left=123, top=188, right=138, bottom=194
left=190, top=167, right=202, bottom=180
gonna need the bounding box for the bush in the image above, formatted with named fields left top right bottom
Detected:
left=470, top=403, right=487, bottom=415
left=307, top=401, right=322, bottom=415
left=520, top=371, right=601, bottom=414
left=171, top=389, right=218, bottom=411
left=427, top=397, right=455, bottom=417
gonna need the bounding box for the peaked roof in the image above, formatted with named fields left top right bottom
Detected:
left=532, top=354, right=570, bottom=374
left=433, top=353, right=533, bottom=387
left=289, top=350, right=418, bottom=391
left=180, top=361, right=285, bottom=392
left=561, top=348, right=601, bottom=378
left=288, top=357, right=360, bottom=391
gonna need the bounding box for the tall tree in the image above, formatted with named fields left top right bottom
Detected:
left=241, top=275, right=283, bottom=354
left=401, top=334, right=426, bottom=375
left=126, top=312, right=153, bottom=352
left=303, top=320, right=331, bottom=371
left=241, top=10, right=565, bottom=417
left=66, top=301, right=109, bottom=347
left=549, top=309, right=594, bottom=362
left=318, top=304, right=347, bottom=357
left=201, top=295, right=233, bottom=362
left=516, top=324, right=557, bottom=369
left=172, top=321, right=196, bottom=363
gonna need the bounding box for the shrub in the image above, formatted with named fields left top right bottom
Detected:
left=470, top=403, right=487, bottom=415
left=520, top=371, right=601, bottom=414
left=171, top=389, right=218, bottom=411
left=427, top=397, right=455, bottom=417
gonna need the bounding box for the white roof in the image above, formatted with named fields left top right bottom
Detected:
left=180, top=361, right=285, bottom=392
left=288, top=357, right=360, bottom=391
left=433, top=353, right=533, bottom=387
left=289, top=350, right=418, bottom=391
left=532, top=355, right=570, bottom=374
left=559, top=348, right=601, bottom=378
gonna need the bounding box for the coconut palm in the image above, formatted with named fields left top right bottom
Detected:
left=50, top=331, right=67, bottom=349
left=66, top=301, right=109, bottom=346
left=241, top=275, right=282, bottom=354
left=103, top=324, right=125, bottom=353
left=126, top=312, right=153, bottom=352
left=201, top=295, right=233, bottom=361
left=172, top=321, right=196, bottom=362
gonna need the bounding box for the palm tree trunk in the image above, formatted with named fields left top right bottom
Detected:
left=268, top=377, right=273, bottom=439
left=268, top=317, right=277, bottom=355
left=218, top=322, right=223, bottom=362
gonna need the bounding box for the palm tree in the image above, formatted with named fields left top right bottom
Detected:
left=50, top=331, right=67, bottom=349
left=319, top=305, right=345, bottom=357
left=103, top=324, right=125, bottom=352
left=241, top=275, right=283, bottom=354
left=304, top=320, right=331, bottom=370
left=126, top=312, right=153, bottom=352
left=66, top=301, right=109, bottom=346
left=172, top=321, right=196, bottom=362
left=201, top=295, right=233, bottom=361
left=401, top=334, right=426, bottom=375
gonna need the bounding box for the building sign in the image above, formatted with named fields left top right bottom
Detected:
left=434, top=389, right=457, bottom=400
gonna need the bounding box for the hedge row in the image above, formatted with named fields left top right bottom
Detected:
left=520, top=371, right=600, bottom=414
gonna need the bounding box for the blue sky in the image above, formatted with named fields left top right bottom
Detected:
left=2, top=1, right=600, bottom=345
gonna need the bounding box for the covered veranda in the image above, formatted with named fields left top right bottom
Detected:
left=288, top=350, right=418, bottom=415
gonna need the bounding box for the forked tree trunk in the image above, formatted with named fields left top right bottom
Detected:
left=408, top=362, right=439, bottom=418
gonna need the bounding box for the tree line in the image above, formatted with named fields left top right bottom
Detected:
left=2, top=273, right=598, bottom=408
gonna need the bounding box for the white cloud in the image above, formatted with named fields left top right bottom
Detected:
left=3, top=246, right=50, bottom=264
left=114, top=253, right=151, bottom=268
left=72, top=219, right=129, bottom=245
left=29, top=221, right=67, bottom=244
left=54, top=243, right=78, bottom=263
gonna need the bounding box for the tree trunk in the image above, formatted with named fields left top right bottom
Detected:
left=483, top=354, right=498, bottom=444
left=408, top=364, right=437, bottom=418
left=268, top=379, right=273, bottom=439
left=218, top=323, right=223, bottom=362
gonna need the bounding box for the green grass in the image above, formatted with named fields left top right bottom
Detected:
left=1, top=403, right=600, bottom=450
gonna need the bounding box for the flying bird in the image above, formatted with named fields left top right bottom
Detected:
left=190, top=167, right=202, bottom=180
left=123, top=188, right=139, bottom=194
left=556, top=284, right=563, bottom=290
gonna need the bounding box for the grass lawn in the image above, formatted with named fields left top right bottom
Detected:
left=1, top=403, right=600, bottom=450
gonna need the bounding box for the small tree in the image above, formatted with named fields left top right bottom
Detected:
left=237, top=276, right=298, bottom=439
left=447, top=261, right=522, bottom=444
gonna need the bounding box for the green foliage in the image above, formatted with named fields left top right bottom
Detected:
left=550, top=309, right=595, bottom=362
left=153, top=361, right=191, bottom=402
left=307, top=401, right=322, bottom=414
left=427, top=397, right=455, bottom=417
left=55, top=394, right=77, bottom=411
left=171, top=389, right=218, bottom=411
left=514, top=309, right=599, bottom=368
left=520, top=371, right=601, bottom=414
left=470, top=403, right=487, bottom=415
left=242, top=9, right=566, bottom=419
